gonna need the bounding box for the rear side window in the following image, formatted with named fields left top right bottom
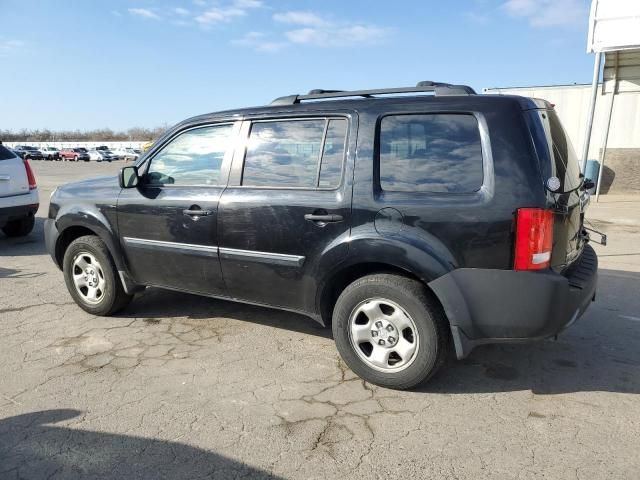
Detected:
left=319, top=119, right=348, bottom=188
left=0, top=146, right=17, bottom=160
left=379, top=114, right=483, bottom=193
left=242, top=118, right=347, bottom=188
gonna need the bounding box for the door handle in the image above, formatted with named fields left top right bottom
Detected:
left=183, top=209, right=211, bottom=216
left=304, top=213, right=343, bottom=223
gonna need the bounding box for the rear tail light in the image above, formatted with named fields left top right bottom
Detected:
left=23, top=159, right=37, bottom=190
left=514, top=208, right=554, bottom=271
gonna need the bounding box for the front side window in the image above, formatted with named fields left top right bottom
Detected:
left=146, top=124, right=233, bottom=186
left=379, top=114, right=483, bottom=193
left=242, top=118, right=347, bottom=188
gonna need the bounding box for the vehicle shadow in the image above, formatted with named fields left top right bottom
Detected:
left=0, top=409, right=281, bottom=479
left=119, top=287, right=333, bottom=340
left=424, top=268, right=640, bottom=395
left=0, top=217, right=47, bottom=256
left=119, top=269, right=640, bottom=396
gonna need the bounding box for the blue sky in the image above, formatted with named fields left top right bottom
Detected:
left=0, top=0, right=592, bottom=131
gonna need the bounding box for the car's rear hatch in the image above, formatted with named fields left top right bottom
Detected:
left=0, top=146, right=30, bottom=198
left=526, top=107, right=587, bottom=270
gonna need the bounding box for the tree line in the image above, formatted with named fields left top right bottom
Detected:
left=0, top=127, right=168, bottom=142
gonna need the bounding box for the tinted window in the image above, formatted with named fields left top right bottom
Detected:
left=146, top=124, right=233, bottom=186
left=379, top=114, right=483, bottom=193
left=242, top=120, right=325, bottom=188
left=547, top=110, right=581, bottom=190
left=0, top=146, right=17, bottom=160
left=318, top=119, right=347, bottom=188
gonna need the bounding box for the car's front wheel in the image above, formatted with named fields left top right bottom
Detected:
left=63, top=235, right=133, bottom=316
left=1, top=215, right=35, bottom=237
left=332, top=274, right=449, bottom=390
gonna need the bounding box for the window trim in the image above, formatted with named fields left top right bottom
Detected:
left=233, top=115, right=350, bottom=191
left=138, top=121, right=240, bottom=189
left=375, top=111, right=494, bottom=200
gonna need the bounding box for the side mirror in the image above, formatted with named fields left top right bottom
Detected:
left=119, top=165, right=139, bottom=188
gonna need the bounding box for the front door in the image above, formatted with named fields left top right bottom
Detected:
left=218, top=115, right=355, bottom=314
left=117, top=122, right=238, bottom=295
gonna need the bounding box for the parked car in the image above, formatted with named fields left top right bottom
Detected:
left=13, top=146, right=44, bottom=160
left=40, top=146, right=60, bottom=160
left=111, top=147, right=139, bottom=162
left=103, top=150, right=119, bottom=161
left=59, top=148, right=90, bottom=162
left=0, top=145, right=38, bottom=237
left=45, top=81, right=598, bottom=389
left=88, top=149, right=108, bottom=162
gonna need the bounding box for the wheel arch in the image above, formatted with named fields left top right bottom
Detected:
left=54, top=212, right=125, bottom=272
left=316, top=260, right=449, bottom=330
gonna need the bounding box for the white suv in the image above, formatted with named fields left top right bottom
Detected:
left=0, top=145, right=39, bottom=237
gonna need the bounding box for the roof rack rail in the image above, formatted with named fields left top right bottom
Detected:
left=271, top=81, right=476, bottom=105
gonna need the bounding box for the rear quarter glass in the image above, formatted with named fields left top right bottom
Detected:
left=527, top=109, right=581, bottom=191
left=0, top=146, right=18, bottom=160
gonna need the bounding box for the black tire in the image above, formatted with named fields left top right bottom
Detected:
left=63, top=235, right=133, bottom=316
left=1, top=215, right=35, bottom=237
left=332, top=274, right=449, bottom=390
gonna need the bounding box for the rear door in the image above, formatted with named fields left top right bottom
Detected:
left=218, top=114, right=355, bottom=313
left=117, top=122, right=239, bottom=295
left=0, top=146, right=29, bottom=198
left=528, top=108, right=585, bottom=268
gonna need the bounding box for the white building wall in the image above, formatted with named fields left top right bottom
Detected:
left=484, top=82, right=640, bottom=160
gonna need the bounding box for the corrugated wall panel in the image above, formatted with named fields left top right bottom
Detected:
left=484, top=83, right=640, bottom=153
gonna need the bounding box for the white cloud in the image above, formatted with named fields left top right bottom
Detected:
left=174, top=7, right=190, bottom=16
left=195, top=7, right=246, bottom=25
left=232, top=31, right=286, bottom=53
left=285, top=24, right=388, bottom=47
left=271, top=10, right=389, bottom=47
left=0, top=39, right=24, bottom=57
left=502, top=0, right=587, bottom=27
left=233, top=0, right=262, bottom=8
left=273, top=11, right=328, bottom=27
left=194, top=0, right=261, bottom=26
left=128, top=8, right=161, bottom=20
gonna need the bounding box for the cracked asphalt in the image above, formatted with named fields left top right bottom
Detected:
left=1, top=161, right=640, bottom=479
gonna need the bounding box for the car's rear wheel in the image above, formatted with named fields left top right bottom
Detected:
left=1, top=215, right=35, bottom=237
left=332, top=274, right=449, bottom=390
left=63, top=235, right=133, bottom=316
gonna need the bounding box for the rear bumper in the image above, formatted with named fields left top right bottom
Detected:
left=0, top=191, right=39, bottom=224
left=429, top=244, right=598, bottom=359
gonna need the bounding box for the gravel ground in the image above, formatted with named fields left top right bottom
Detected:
left=1, top=160, right=639, bottom=479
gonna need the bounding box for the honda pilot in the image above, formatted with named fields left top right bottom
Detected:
left=45, top=82, right=598, bottom=389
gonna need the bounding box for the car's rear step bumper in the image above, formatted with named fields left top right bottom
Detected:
left=429, top=244, right=598, bottom=359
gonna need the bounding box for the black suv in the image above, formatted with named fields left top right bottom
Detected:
left=14, top=145, right=44, bottom=161
left=45, top=82, right=598, bottom=389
